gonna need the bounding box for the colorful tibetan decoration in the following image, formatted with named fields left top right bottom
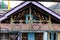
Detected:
left=8, top=0, right=10, bottom=10
left=1, top=0, right=5, bottom=9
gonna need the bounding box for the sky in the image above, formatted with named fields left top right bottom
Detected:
left=3, top=1, right=58, bottom=8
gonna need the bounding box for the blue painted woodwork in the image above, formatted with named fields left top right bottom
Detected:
left=26, top=14, right=29, bottom=24
left=26, top=14, right=33, bottom=24
left=28, top=33, right=35, bottom=40
left=51, top=32, right=54, bottom=40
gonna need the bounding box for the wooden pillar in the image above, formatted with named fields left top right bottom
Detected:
left=58, top=32, right=60, bottom=40
left=49, top=15, right=51, bottom=30
left=29, top=6, right=32, bottom=30
left=10, top=16, right=13, bottom=30
left=43, top=32, right=48, bottom=40
left=48, top=32, right=50, bottom=40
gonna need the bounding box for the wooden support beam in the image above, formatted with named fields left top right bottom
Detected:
left=29, top=6, right=32, bottom=30
left=10, top=15, right=13, bottom=31
left=49, top=15, right=52, bottom=30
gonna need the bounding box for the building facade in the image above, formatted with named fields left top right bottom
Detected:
left=0, top=1, right=60, bottom=40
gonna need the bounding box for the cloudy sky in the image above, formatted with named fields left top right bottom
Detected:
left=3, top=1, right=57, bottom=8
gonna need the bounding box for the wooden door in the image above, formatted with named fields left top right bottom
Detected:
left=35, top=33, right=43, bottom=40
left=22, top=33, right=28, bottom=40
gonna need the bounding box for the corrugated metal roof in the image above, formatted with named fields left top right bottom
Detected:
left=49, top=3, right=60, bottom=15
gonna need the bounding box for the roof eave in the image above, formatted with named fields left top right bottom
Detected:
left=0, top=1, right=31, bottom=21
left=32, top=2, right=60, bottom=20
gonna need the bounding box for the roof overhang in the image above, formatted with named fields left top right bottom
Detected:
left=0, top=1, right=60, bottom=21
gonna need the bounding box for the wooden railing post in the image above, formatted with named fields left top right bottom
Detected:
left=40, top=19, right=42, bottom=26
left=49, top=15, right=52, bottom=30
left=29, top=6, right=32, bottom=30
left=19, top=20, right=23, bottom=31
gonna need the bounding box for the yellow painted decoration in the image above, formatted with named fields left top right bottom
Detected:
left=8, top=0, right=10, bottom=10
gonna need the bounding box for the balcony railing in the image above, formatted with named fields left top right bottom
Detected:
left=0, top=23, right=60, bottom=31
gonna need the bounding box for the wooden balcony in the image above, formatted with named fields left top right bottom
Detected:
left=0, top=23, right=60, bottom=31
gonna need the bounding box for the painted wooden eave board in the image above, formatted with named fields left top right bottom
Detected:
left=32, top=2, right=60, bottom=19
left=0, top=1, right=31, bottom=21
left=0, top=1, right=60, bottom=21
